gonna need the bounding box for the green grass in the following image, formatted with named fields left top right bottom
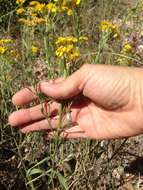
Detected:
left=1, top=0, right=143, bottom=189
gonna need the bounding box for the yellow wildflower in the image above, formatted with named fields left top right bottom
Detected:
left=34, top=3, right=45, bottom=13
left=122, top=43, right=133, bottom=54
left=100, top=20, right=114, bottom=31
left=31, top=46, right=39, bottom=53
left=29, top=1, right=45, bottom=13
left=55, top=46, right=66, bottom=57
left=56, top=36, right=78, bottom=45
left=117, top=57, right=132, bottom=66
left=0, top=39, right=13, bottom=44
left=29, top=1, right=40, bottom=6
left=67, top=9, right=73, bottom=16
left=69, top=51, right=80, bottom=60
left=55, top=45, right=80, bottom=60
left=72, top=0, right=81, bottom=5
left=65, top=44, right=74, bottom=52
left=46, top=3, right=58, bottom=13
left=16, top=0, right=25, bottom=4
left=18, top=17, right=45, bottom=26
left=55, top=35, right=86, bottom=61
left=55, top=42, right=80, bottom=60
left=60, top=6, right=68, bottom=11
left=49, top=0, right=80, bottom=16
left=55, top=44, right=73, bottom=57
left=99, top=20, right=119, bottom=38
left=16, top=8, right=25, bottom=15
left=79, top=36, right=88, bottom=41
left=117, top=42, right=134, bottom=65
left=0, top=46, right=7, bottom=54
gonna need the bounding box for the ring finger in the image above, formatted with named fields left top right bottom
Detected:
left=20, top=110, right=79, bottom=133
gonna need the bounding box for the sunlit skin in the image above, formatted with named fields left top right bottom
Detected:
left=9, top=64, right=143, bottom=139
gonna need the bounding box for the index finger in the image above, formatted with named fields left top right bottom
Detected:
left=12, top=78, right=65, bottom=106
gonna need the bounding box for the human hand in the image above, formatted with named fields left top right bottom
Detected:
left=9, top=64, right=143, bottom=139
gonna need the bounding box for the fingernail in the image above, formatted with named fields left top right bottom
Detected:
left=8, top=113, right=16, bottom=126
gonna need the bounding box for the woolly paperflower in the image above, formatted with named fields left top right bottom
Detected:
left=16, top=0, right=25, bottom=4
left=0, top=46, right=7, bottom=54
left=16, top=8, right=25, bottom=15
left=122, top=43, right=133, bottom=54
left=99, top=20, right=119, bottom=38
left=56, top=36, right=78, bottom=45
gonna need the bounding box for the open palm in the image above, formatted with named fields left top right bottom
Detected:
left=9, top=64, right=143, bottom=139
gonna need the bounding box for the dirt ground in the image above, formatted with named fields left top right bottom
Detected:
left=1, top=135, right=143, bottom=189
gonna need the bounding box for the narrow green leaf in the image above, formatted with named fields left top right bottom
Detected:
left=56, top=172, right=69, bottom=190
left=27, top=168, right=43, bottom=176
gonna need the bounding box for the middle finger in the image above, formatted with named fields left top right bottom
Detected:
left=9, top=101, right=60, bottom=127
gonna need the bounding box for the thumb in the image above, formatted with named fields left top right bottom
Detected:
left=39, top=66, right=85, bottom=100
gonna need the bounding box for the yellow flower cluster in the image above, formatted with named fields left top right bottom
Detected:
left=99, top=20, right=119, bottom=38
left=46, top=3, right=59, bottom=13
left=54, top=0, right=81, bottom=6
left=122, top=43, right=133, bottom=54
left=0, top=39, right=13, bottom=55
left=16, top=0, right=81, bottom=19
left=0, top=39, right=13, bottom=44
left=48, top=0, right=81, bottom=16
left=55, top=36, right=88, bottom=61
left=56, top=36, right=78, bottom=45
left=16, top=1, right=48, bottom=27
left=0, top=38, right=20, bottom=60
left=117, top=42, right=134, bottom=66
left=18, top=18, right=45, bottom=26
left=56, top=36, right=88, bottom=45
left=56, top=44, right=80, bottom=60
left=29, top=1, right=46, bottom=13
